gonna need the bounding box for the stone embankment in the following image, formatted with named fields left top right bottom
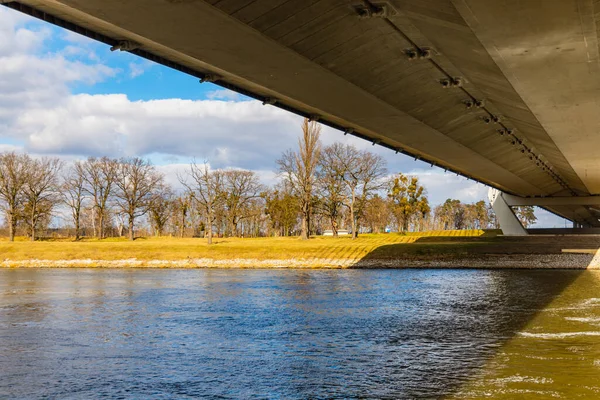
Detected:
left=2, top=253, right=598, bottom=269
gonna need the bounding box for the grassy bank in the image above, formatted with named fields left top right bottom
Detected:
left=1, top=230, right=597, bottom=269
left=0, top=230, right=486, bottom=262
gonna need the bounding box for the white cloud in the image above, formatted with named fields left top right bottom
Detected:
left=128, top=61, right=152, bottom=78
left=0, top=8, right=118, bottom=144
left=12, top=94, right=303, bottom=168
left=0, top=143, right=23, bottom=153
left=206, top=89, right=242, bottom=101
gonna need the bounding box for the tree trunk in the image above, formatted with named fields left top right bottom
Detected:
left=300, top=198, right=309, bottom=240
left=180, top=211, right=185, bottom=238
left=98, top=212, right=104, bottom=239
left=129, top=217, right=135, bottom=241
left=75, top=216, right=80, bottom=241
left=232, top=219, right=238, bottom=237
left=331, top=218, right=338, bottom=238
left=91, top=207, right=97, bottom=238
left=30, top=208, right=36, bottom=242
left=300, top=216, right=308, bottom=240
left=207, top=210, right=213, bottom=245
left=8, top=213, right=15, bottom=242
left=350, top=206, right=357, bottom=239
left=207, top=225, right=213, bottom=244
left=350, top=190, right=358, bottom=240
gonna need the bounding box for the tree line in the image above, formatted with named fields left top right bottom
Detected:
left=0, top=119, right=536, bottom=242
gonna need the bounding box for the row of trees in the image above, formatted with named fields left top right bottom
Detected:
left=0, top=153, right=164, bottom=241
left=434, top=199, right=536, bottom=230
left=273, top=119, right=536, bottom=238
left=0, top=119, right=536, bottom=242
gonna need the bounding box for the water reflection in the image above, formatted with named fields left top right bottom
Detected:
left=453, top=271, right=600, bottom=399
left=0, top=269, right=594, bottom=398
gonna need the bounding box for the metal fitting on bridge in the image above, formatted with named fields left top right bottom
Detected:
left=344, top=128, right=354, bottom=136
left=482, top=114, right=500, bottom=124
left=199, top=74, right=220, bottom=83
left=440, top=77, right=463, bottom=88
left=110, top=40, right=139, bottom=52
left=262, top=97, right=277, bottom=106
left=308, top=115, right=321, bottom=122
left=355, top=4, right=391, bottom=19
left=465, top=99, right=486, bottom=109
left=405, top=48, right=432, bottom=61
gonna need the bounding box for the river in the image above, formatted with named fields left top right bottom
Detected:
left=1, top=268, right=599, bottom=399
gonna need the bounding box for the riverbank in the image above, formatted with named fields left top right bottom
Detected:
left=2, top=231, right=600, bottom=269
left=1, top=253, right=598, bottom=269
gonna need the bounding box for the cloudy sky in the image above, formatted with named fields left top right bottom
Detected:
left=0, top=7, right=567, bottom=228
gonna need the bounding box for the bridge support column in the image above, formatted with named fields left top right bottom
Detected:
left=488, top=188, right=528, bottom=236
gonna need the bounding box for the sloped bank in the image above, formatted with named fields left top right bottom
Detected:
left=1, top=253, right=597, bottom=269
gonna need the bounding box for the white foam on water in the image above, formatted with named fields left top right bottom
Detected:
left=565, top=317, right=600, bottom=323
left=523, top=354, right=570, bottom=361
left=492, top=389, right=561, bottom=398
left=491, top=374, right=553, bottom=385
left=518, top=331, right=600, bottom=339
left=581, top=298, right=600, bottom=307
left=543, top=298, right=600, bottom=312
left=455, top=388, right=560, bottom=399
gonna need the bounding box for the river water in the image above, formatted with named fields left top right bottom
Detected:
left=1, top=268, right=599, bottom=399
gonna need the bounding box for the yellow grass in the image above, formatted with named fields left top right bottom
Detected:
left=0, top=230, right=488, bottom=262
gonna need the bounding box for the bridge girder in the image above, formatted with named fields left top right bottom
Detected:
left=4, top=0, right=600, bottom=226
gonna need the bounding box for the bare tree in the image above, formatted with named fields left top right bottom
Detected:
left=325, top=143, right=387, bottom=239
left=317, top=144, right=346, bottom=237
left=82, top=157, right=118, bottom=239
left=180, top=161, right=224, bottom=245
left=277, top=118, right=321, bottom=240
left=0, top=152, right=31, bottom=241
left=362, top=194, right=391, bottom=233
left=114, top=157, right=163, bottom=240
left=223, top=169, right=263, bottom=236
left=263, top=184, right=299, bottom=237
left=148, top=183, right=173, bottom=237
left=61, top=161, right=87, bottom=240
left=172, top=193, right=191, bottom=238
left=22, top=157, right=63, bottom=241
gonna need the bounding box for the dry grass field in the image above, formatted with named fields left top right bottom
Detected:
left=0, top=230, right=490, bottom=262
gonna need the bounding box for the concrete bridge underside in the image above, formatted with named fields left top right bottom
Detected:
left=5, top=0, right=600, bottom=226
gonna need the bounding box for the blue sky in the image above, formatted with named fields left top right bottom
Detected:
left=0, top=6, right=567, bottom=227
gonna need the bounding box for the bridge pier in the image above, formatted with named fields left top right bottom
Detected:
left=488, top=188, right=600, bottom=235
left=488, top=188, right=528, bottom=236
